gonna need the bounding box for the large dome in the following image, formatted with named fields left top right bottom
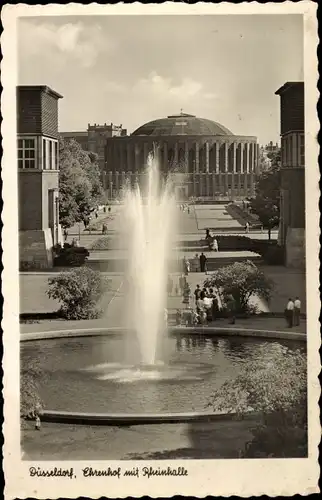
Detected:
left=132, top=113, right=233, bottom=137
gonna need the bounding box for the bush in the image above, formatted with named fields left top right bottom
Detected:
left=208, top=347, right=307, bottom=457
left=54, top=246, right=90, bottom=267
left=21, top=359, right=44, bottom=421
left=204, top=261, right=273, bottom=314
left=47, top=267, right=109, bottom=320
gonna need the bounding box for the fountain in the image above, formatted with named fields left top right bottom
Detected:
left=121, top=151, right=177, bottom=367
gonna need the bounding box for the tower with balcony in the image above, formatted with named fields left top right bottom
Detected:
left=275, top=82, right=305, bottom=268
left=17, top=85, right=63, bottom=268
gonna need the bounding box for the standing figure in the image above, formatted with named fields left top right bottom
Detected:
left=245, top=222, right=250, bottom=233
left=227, top=294, right=236, bottom=324
left=194, top=253, right=199, bottom=272
left=199, top=252, right=207, bottom=273
left=285, top=298, right=294, bottom=327
left=285, top=298, right=295, bottom=328
left=213, top=238, right=219, bottom=252
left=294, top=296, right=301, bottom=326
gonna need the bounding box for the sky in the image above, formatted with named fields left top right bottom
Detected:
left=17, top=15, right=303, bottom=145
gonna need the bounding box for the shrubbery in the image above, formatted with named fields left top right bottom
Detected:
left=21, top=359, right=44, bottom=422
left=53, top=244, right=90, bottom=267
left=208, top=347, right=307, bottom=457
left=47, top=267, right=109, bottom=320
left=205, top=261, right=273, bottom=314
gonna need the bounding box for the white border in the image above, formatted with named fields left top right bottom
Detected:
left=1, top=2, right=320, bottom=497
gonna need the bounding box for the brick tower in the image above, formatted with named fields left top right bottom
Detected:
left=17, top=85, right=63, bottom=268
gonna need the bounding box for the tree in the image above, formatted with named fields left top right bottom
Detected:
left=58, top=139, right=104, bottom=228
left=47, top=267, right=109, bottom=320
left=204, top=261, right=273, bottom=314
left=208, top=347, right=307, bottom=457
left=248, top=159, right=281, bottom=240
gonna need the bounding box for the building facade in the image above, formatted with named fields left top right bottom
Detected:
left=18, top=85, right=63, bottom=268
left=275, top=82, right=305, bottom=268
left=60, top=122, right=127, bottom=174
left=104, top=113, right=259, bottom=200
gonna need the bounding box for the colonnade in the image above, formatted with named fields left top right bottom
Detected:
left=105, top=137, right=259, bottom=176
left=104, top=170, right=256, bottom=200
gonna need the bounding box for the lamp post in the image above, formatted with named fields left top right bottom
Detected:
left=55, top=194, right=59, bottom=245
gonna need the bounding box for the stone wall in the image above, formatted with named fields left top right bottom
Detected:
left=19, top=229, right=54, bottom=268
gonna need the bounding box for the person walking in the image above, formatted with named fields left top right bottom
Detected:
left=63, top=228, right=68, bottom=242
left=199, top=252, right=207, bottom=273
left=294, top=296, right=301, bottom=326
left=285, top=298, right=295, bottom=328
left=213, top=238, right=219, bottom=252
left=245, top=222, right=250, bottom=233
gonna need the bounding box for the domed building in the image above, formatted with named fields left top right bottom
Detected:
left=104, top=113, right=259, bottom=200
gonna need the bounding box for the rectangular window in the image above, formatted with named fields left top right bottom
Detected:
left=49, top=141, right=53, bottom=170
left=43, top=139, right=47, bottom=169
left=299, top=134, right=305, bottom=166
left=55, top=142, right=58, bottom=169
left=17, top=138, right=36, bottom=169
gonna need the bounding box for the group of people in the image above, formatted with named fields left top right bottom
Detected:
left=285, top=297, right=301, bottom=328
left=179, top=204, right=190, bottom=214
left=174, top=284, right=224, bottom=326
left=181, top=253, right=208, bottom=274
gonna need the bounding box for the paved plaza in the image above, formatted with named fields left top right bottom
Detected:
left=20, top=203, right=305, bottom=318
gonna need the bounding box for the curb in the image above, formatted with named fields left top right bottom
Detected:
left=39, top=409, right=257, bottom=426
left=21, top=326, right=306, bottom=343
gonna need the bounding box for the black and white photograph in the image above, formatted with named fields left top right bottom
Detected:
left=2, top=2, right=319, bottom=498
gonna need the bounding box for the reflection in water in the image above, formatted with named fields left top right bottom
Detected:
left=21, top=334, right=305, bottom=414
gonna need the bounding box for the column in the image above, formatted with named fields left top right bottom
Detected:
left=184, top=141, right=189, bottom=173
left=240, top=143, right=244, bottom=174
left=206, top=173, right=210, bottom=198
left=174, top=142, right=178, bottom=166
left=115, top=171, right=119, bottom=193
left=195, top=143, right=199, bottom=173
left=245, top=142, right=250, bottom=173
left=193, top=172, right=196, bottom=197
left=232, top=142, right=237, bottom=198
left=163, top=142, right=168, bottom=171
left=205, top=142, right=210, bottom=173
left=121, top=171, right=126, bottom=192
left=134, top=143, right=140, bottom=171
left=215, top=142, right=220, bottom=173
left=143, top=142, right=148, bottom=165
left=127, top=143, right=132, bottom=171
left=249, top=143, right=254, bottom=173
left=212, top=171, right=216, bottom=198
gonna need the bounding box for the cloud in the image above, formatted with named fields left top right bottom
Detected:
left=18, top=20, right=114, bottom=68
left=132, top=72, right=217, bottom=102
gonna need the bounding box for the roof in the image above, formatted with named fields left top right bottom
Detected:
left=59, top=131, right=88, bottom=137
left=131, top=113, right=233, bottom=136
left=17, top=85, right=63, bottom=99
left=275, top=82, right=304, bottom=95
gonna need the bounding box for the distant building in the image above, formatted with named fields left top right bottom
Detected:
left=275, top=82, right=305, bottom=268
left=104, top=112, right=259, bottom=200
left=258, top=141, right=281, bottom=172
left=60, top=122, right=127, bottom=175
left=18, top=85, right=63, bottom=268
left=265, top=141, right=280, bottom=155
